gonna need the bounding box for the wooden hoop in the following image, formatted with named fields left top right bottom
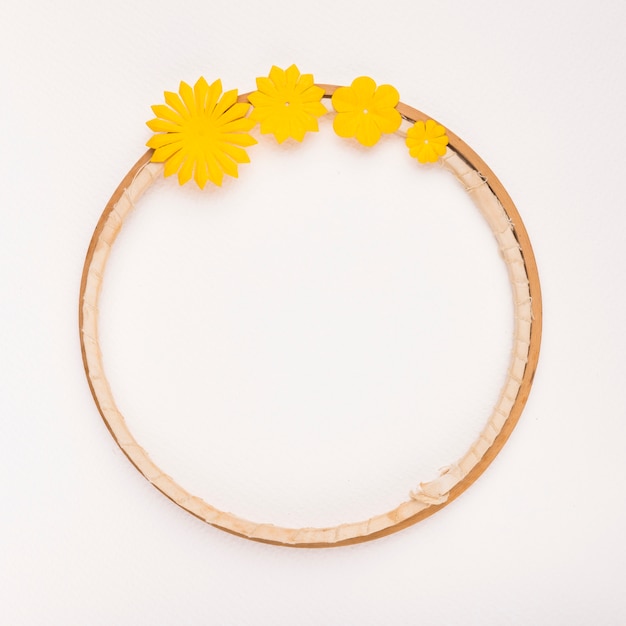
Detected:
left=79, top=86, right=542, bottom=547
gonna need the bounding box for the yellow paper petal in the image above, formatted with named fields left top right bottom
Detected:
left=248, top=92, right=277, bottom=109
left=219, top=142, right=251, bottom=164
left=150, top=104, right=184, bottom=125
left=163, top=149, right=186, bottom=177
left=294, top=73, right=314, bottom=94
left=331, top=85, right=357, bottom=113
left=255, top=76, right=278, bottom=97
left=194, top=159, right=209, bottom=189
left=333, top=111, right=362, bottom=138
left=194, top=76, right=209, bottom=112
left=269, top=65, right=286, bottom=88
left=147, top=132, right=183, bottom=150
left=164, top=91, right=188, bottom=118
left=152, top=141, right=183, bottom=163
left=221, top=132, right=257, bottom=147
left=214, top=150, right=239, bottom=178
left=299, top=84, right=325, bottom=104
left=302, top=100, right=327, bottom=118
left=432, top=142, right=448, bottom=156
left=285, top=64, right=300, bottom=87
left=177, top=156, right=195, bottom=185
left=355, top=114, right=382, bottom=147
left=218, top=102, right=251, bottom=125
left=206, top=153, right=224, bottom=186
left=372, top=108, right=401, bottom=134
left=207, top=79, right=223, bottom=109
left=371, top=84, right=400, bottom=110
left=220, top=117, right=256, bottom=134
left=146, top=118, right=181, bottom=133
left=350, top=76, right=377, bottom=105
left=212, top=88, right=239, bottom=119
left=179, top=81, right=196, bottom=115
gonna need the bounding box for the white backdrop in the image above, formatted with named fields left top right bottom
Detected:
left=2, top=1, right=625, bottom=623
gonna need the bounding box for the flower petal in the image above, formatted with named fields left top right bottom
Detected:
left=194, top=158, right=209, bottom=189
left=350, top=76, right=377, bottom=106
left=164, top=91, right=188, bottom=118
left=219, top=142, right=251, bottom=164
left=179, top=81, right=196, bottom=115
left=163, top=149, right=186, bottom=177
left=146, top=118, right=181, bottom=133
left=213, top=88, right=239, bottom=119
left=194, top=76, right=209, bottom=113
left=220, top=116, right=256, bottom=133
left=214, top=149, right=239, bottom=178
left=152, top=141, right=184, bottom=163
left=294, top=72, right=314, bottom=94
left=332, top=85, right=358, bottom=113
left=269, top=65, right=287, bottom=89
left=206, top=79, right=223, bottom=111
left=302, top=100, right=327, bottom=118
left=220, top=131, right=257, bottom=147
left=255, top=76, right=278, bottom=97
left=218, top=101, right=251, bottom=125
left=285, top=64, right=300, bottom=87
left=432, top=142, right=447, bottom=157
left=147, top=132, right=183, bottom=150
left=407, top=121, right=426, bottom=143
left=206, top=153, right=224, bottom=186
left=371, top=108, right=401, bottom=134
left=371, top=84, right=400, bottom=110
left=248, top=91, right=278, bottom=109
left=333, top=111, right=362, bottom=138
left=177, top=155, right=195, bottom=185
left=355, top=114, right=382, bottom=147
left=150, top=104, right=184, bottom=125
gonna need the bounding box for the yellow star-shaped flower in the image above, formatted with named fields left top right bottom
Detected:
left=331, top=76, right=402, bottom=147
left=248, top=65, right=327, bottom=143
left=406, top=120, right=449, bottom=163
left=146, top=77, right=257, bottom=188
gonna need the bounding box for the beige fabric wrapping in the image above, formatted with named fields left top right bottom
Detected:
left=80, top=94, right=541, bottom=547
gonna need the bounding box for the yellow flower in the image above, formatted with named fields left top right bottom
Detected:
left=406, top=120, right=449, bottom=163
left=146, top=77, right=257, bottom=188
left=331, top=76, right=402, bottom=147
left=248, top=64, right=327, bottom=143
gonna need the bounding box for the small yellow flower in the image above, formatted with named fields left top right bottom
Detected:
left=146, top=77, right=257, bottom=188
left=248, top=64, right=327, bottom=143
left=406, top=120, right=449, bottom=163
left=331, top=76, right=402, bottom=147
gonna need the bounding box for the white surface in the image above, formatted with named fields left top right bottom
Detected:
left=1, top=0, right=625, bottom=623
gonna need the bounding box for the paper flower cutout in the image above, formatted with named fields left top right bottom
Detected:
left=406, top=120, right=449, bottom=163
left=248, top=65, right=327, bottom=143
left=331, top=76, right=402, bottom=147
left=146, top=77, right=257, bottom=188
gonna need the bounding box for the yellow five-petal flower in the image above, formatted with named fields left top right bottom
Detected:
left=331, top=76, right=402, bottom=147
left=146, top=77, right=257, bottom=188
left=406, top=120, right=449, bottom=163
left=248, top=64, right=327, bottom=143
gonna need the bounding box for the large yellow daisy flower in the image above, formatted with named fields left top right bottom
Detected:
left=406, top=120, right=449, bottom=163
left=331, top=76, right=402, bottom=147
left=146, top=77, right=257, bottom=188
left=248, top=65, right=327, bottom=143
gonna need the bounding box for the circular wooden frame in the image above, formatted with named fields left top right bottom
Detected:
left=79, top=85, right=542, bottom=547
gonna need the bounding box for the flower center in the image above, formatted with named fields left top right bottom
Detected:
left=187, top=114, right=216, bottom=140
